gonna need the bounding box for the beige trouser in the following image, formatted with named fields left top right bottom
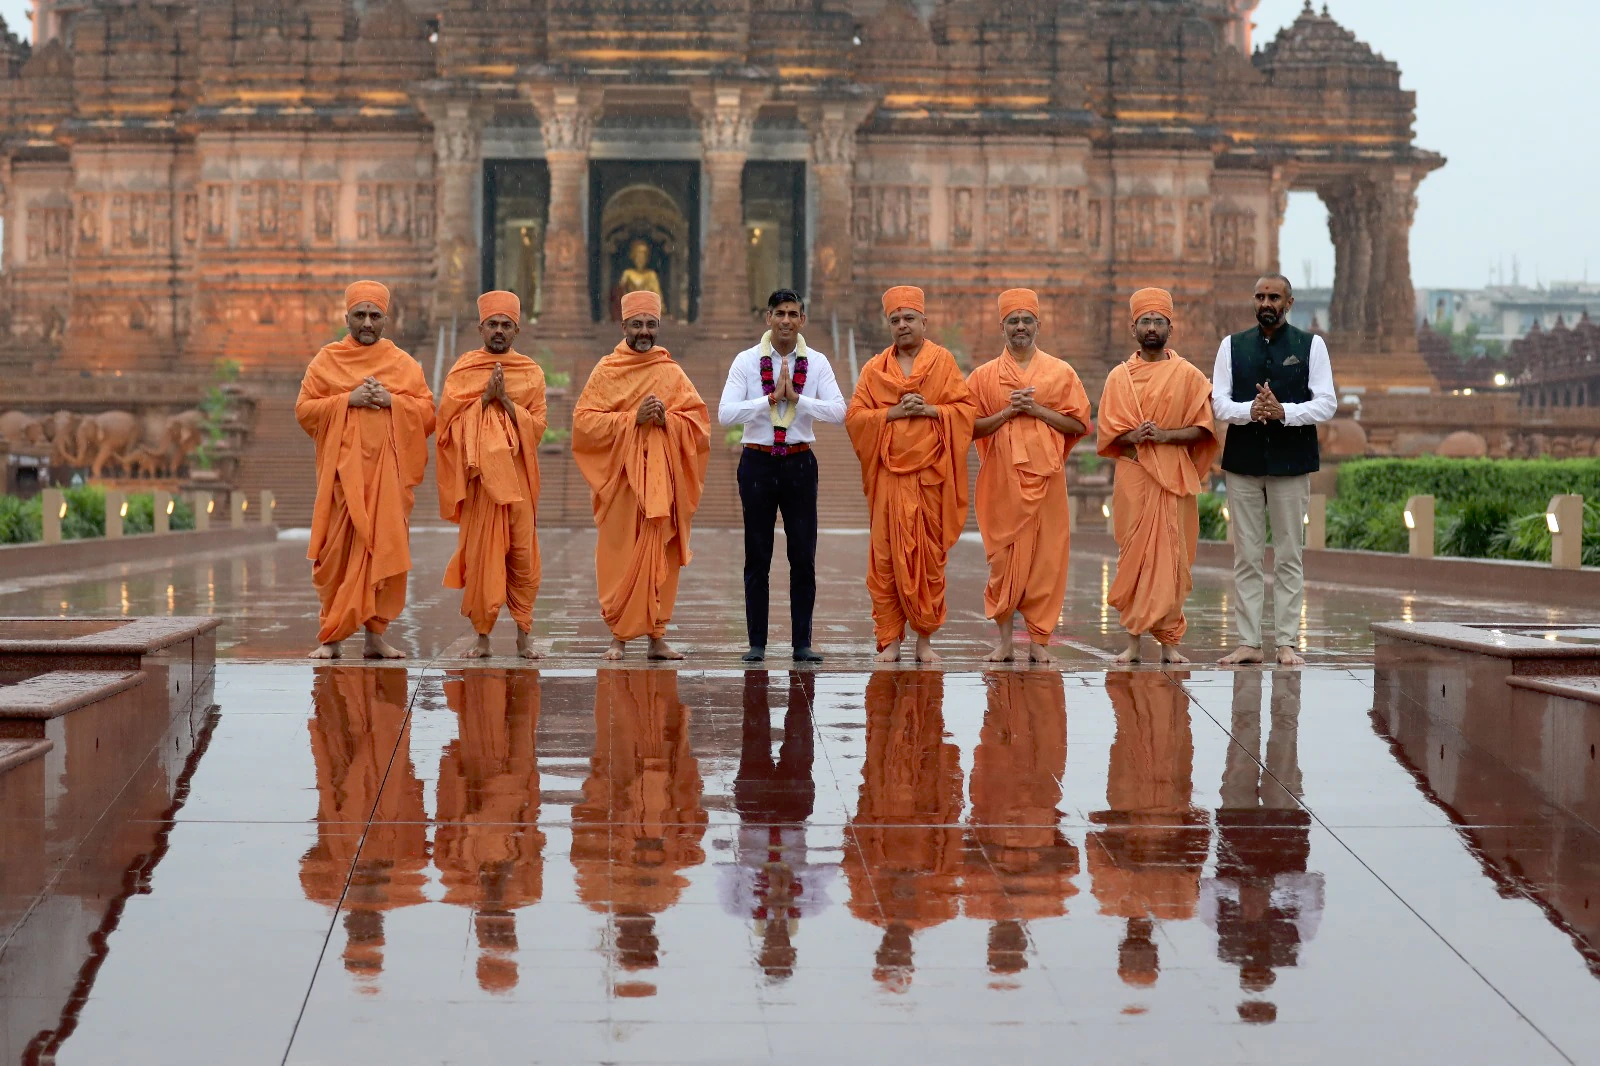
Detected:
left=1226, top=471, right=1309, bottom=650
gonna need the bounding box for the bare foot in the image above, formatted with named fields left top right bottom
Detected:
left=1218, top=645, right=1265, bottom=666
left=1160, top=645, right=1191, bottom=664
left=647, top=637, right=684, bottom=661
left=1113, top=634, right=1141, bottom=664
left=986, top=619, right=1015, bottom=662
left=602, top=638, right=626, bottom=661
left=462, top=634, right=493, bottom=659
left=307, top=642, right=341, bottom=660
left=1275, top=644, right=1305, bottom=667
left=517, top=631, right=545, bottom=660
left=1027, top=642, right=1052, bottom=664
left=914, top=635, right=942, bottom=665
left=874, top=642, right=902, bottom=663
left=363, top=631, right=406, bottom=659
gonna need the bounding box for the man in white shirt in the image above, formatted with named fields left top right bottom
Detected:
left=1212, top=275, right=1337, bottom=667
left=718, top=289, right=848, bottom=663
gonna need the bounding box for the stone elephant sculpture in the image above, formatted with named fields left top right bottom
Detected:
left=43, top=410, right=81, bottom=469
left=0, top=410, right=48, bottom=451
left=126, top=409, right=204, bottom=477
left=68, top=410, right=143, bottom=478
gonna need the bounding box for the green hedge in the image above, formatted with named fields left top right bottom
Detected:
left=1329, top=458, right=1598, bottom=562
left=0, top=488, right=195, bottom=545
left=1337, top=458, right=1600, bottom=514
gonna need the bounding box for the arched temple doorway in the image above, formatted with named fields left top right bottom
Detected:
left=589, top=162, right=699, bottom=322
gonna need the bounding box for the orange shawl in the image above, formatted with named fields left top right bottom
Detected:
left=845, top=341, right=977, bottom=645
left=436, top=348, right=547, bottom=523
left=969, top=350, right=1091, bottom=637
left=1094, top=353, right=1217, bottom=642
left=572, top=343, right=710, bottom=639
left=295, top=336, right=435, bottom=584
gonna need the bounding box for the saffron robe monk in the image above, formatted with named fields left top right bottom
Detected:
left=1095, top=288, right=1219, bottom=664
left=572, top=290, right=710, bottom=660
left=969, top=288, right=1091, bottom=663
left=845, top=286, right=977, bottom=664
left=437, top=290, right=547, bottom=659
left=297, top=281, right=435, bottom=659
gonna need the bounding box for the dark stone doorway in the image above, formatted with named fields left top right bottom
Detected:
left=589, top=161, right=700, bottom=323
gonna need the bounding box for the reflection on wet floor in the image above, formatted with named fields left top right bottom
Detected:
left=7, top=662, right=1600, bottom=1064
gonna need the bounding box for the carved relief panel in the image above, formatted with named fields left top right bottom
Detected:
left=1059, top=188, right=1083, bottom=244
left=1184, top=199, right=1209, bottom=257
left=204, top=184, right=229, bottom=244
left=950, top=187, right=974, bottom=247
left=26, top=205, right=69, bottom=262
left=864, top=185, right=930, bottom=247
left=77, top=194, right=100, bottom=246
left=1114, top=197, right=1177, bottom=261
left=1212, top=208, right=1259, bottom=271
left=312, top=185, right=337, bottom=242
left=182, top=192, right=198, bottom=246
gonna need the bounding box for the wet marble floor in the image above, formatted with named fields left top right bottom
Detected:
left=1, top=531, right=1599, bottom=1064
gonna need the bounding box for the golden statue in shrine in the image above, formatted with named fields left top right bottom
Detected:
left=618, top=239, right=664, bottom=303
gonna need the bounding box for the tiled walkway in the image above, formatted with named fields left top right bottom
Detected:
left=1, top=531, right=1597, bottom=1064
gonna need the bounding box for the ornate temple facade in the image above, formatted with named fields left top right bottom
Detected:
left=0, top=0, right=1447, bottom=521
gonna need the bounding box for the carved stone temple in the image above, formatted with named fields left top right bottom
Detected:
left=0, top=0, right=1445, bottom=524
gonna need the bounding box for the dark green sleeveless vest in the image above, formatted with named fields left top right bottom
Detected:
left=1220, top=324, right=1320, bottom=478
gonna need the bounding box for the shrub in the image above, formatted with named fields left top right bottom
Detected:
left=541, top=427, right=570, bottom=445
left=62, top=484, right=106, bottom=540
left=1490, top=500, right=1600, bottom=566
left=1328, top=497, right=1409, bottom=554
left=1437, top=496, right=1520, bottom=558
left=1198, top=492, right=1227, bottom=542
left=0, top=495, right=39, bottom=544
left=1338, top=458, right=1600, bottom=515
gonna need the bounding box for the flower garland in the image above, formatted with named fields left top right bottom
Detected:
left=758, top=330, right=808, bottom=456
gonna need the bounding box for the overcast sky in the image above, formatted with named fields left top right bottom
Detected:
left=0, top=0, right=1588, bottom=290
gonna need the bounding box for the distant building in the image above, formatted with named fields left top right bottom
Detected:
left=1511, top=315, right=1600, bottom=410
left=1417, top=285, right=1600, bottom=346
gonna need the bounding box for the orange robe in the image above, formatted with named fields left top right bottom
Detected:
left=968, top=350, right=1092, bottom=643
left=300, top=667, right=428, bottom=982
left=437, top=348, right=547, bottom=635
left=845, top=342, right=977, bottom=649
left=570, top=670, right=706, bottom=980
left=1087, top=671, right=1209, bottom=987
left=1094, top=353, right=1218, bottom=644
left=843, top=671, right=963, bottom=989
left=436, top=669, right=544, bottom=992
left=572, top=343, right=710, bottom=641
left=296, top=337, right=435, bottom=645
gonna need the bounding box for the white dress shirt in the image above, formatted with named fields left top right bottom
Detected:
left=1211, top=331, right=1338, bottom=426
left=717, top=339, right=847, bottom=445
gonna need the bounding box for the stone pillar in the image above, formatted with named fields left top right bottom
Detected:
left=421, top=97, right=491, bottom=326
left=1371, top=170, right=1420, bottom=348
left=1322, top=181, right=1369, bottom=336
left=800, top=99, right=875, bottom=328
left=693, top=85, right=769, bottom=341
left=527, top=85, right=602, bottom=339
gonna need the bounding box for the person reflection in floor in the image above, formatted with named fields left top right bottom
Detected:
left=1200, top=670, right=1323, bottom=1023
left=720, top=671, right=833, bottom=982
left=844, top=671, right=963, bottom=991
left=434, top=669, right=545, bottom=994
left=299, top=667, right=429, bottom=990
left=1087, top=671, right=1210, bottom=993
left=570, top=670, right=707, bottom=996
left=964, top=671, right=1079, bottom=977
